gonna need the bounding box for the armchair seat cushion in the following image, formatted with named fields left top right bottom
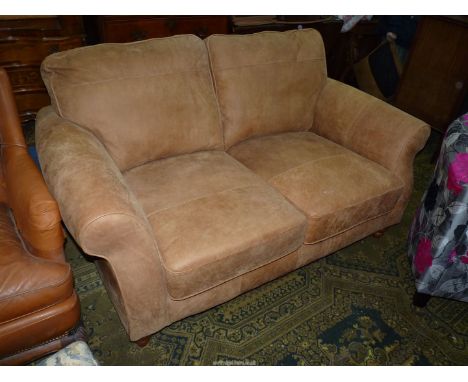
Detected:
left=0, top=205, right=73, bottom=324
left=228, top=132, right=404, bottom=244
left=123, top=150, right=307, bottom=300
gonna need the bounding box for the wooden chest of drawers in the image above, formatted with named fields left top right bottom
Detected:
left=88, top=16, right=230, bottom=43
left=0, top=16, right=85, bottom=142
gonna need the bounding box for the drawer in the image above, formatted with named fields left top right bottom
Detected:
left=0, top=16, right=84, bottom=38
left=3, top=64, right=43, bottom=90
left=0, top=16, right=60, bottom=38
left=0, top=35, right=84, bottom=64
left=13, top=89, right=51, bottom=123
left=99, top=16, right=230, bottom=42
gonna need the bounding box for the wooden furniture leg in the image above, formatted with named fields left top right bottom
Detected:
left=373, top=230, right=385, bottom=238
left=134, top=335, right=151, bottom=348
left=413, top=292, right=431, bottom=308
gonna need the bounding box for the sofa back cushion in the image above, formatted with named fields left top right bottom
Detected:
left=41, top=35, right=223, bottom=171
left=206, top=29, right=327, bottom=149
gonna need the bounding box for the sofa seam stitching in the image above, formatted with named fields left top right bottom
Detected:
left=205, top=39, right=227, bottom=150
left=79, top=214, right=169, bottom=328
left=310, top=76, right=330, bottom=132
left=76, top=211, right=142, bottom=241
left=53, top=68, right=212, bottom=89
left=390, top=120, right=421, bottom=175
left=303, top=208, right=395, bottom=245
left=145, top=183, right=266, bottom=219
left=45, top=33, right=201, bottom=60
left=0, top=266, right=72, bottom=304
left=267, top=152, right=349, bottom=184
left=344, top=97, right=376, bottom=146
left=305, top=182, right=403, bottom=221
left=0, top=291, right=76, bottom=330
left=164, top=224, right=304, bottom=300
left=48, top=74, right=63, bottom=117
left=211, top=57, right=324, bottom=72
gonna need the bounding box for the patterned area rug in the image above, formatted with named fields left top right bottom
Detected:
left=67, top=132, right=468, bottom=365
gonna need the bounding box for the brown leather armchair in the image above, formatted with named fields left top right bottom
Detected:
left=0, top=68, right=81, bottom=365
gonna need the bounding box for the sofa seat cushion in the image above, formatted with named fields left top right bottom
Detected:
left=228, top=132, right=404, bottom=244
left=0, top=205, right=73, bottom=323
left=123, top=150, right=306, bottom=300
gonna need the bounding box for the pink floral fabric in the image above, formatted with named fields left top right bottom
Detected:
left=414, top=238, right=433, bottom=274
left=447, top=153, right=468, bottom=195
left=408, top=113, right=468, bottom=302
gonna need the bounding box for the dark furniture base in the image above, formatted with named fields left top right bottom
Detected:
left=413, top=292, right=432, bottom=308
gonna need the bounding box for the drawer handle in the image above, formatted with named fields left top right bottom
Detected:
left=48, top=44, right=60, bottom=54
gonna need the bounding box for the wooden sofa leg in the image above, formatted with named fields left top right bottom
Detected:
left=134, top=335, right=151, bottom=348
left=373, top=230, right=385, bottom=238
left=413, top=292, right=431, bottom=308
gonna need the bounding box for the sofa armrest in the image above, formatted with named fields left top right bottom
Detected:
left=35, top=106, right=169, bottom=341
left=313, top=78, right=430, bottom=175
left=313, top=78, right=430, bottom=219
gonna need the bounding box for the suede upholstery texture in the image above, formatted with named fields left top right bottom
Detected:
left=41, top=35, right=223, bottom=171
left=206, top=29, right=327, bottom=149
left=36, top=31, right=430, bottom=341
left=124, top=150, right=306, bottom=300
left=36, top=107, right=168, bottom=340
left=228, top=132, right=404, bottom=243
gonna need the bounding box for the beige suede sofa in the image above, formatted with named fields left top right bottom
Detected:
left=35, top=29, right=430, bottom=343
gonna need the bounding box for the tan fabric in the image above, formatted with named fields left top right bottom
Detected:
left=312, top=78, right=431, bottom=223
left=35, top=108, right=168, bottom=341
left=166, top=249, right=300, bottom=324
left=229, top=131, right=404, bottom=243
left=206, top=29, right=327, bottom=149
left=41, top=35, right=223, bottom=171
left=35, top=31, right=431, bottom=342
left=297, top=205, right=403, bottom=268
left=124, top=150, right=307, bottom=300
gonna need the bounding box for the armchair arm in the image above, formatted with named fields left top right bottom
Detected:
left=313, top=78, right=430, bottom=219
left=0, top=68, right=64, bottom=261
left=35, top=107, right=168, bottom=341
left=2, top=147, right=65, bottom=261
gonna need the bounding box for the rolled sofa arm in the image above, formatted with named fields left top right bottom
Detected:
left=313, top=78, right=431, bottom=220
left=35, top=106, right=168, bottom=341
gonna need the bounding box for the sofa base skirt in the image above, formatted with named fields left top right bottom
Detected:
left=0, top=292, right=81, bottom=365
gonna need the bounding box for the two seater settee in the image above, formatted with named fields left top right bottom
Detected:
left=35, top=29, right=430, bottom=342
